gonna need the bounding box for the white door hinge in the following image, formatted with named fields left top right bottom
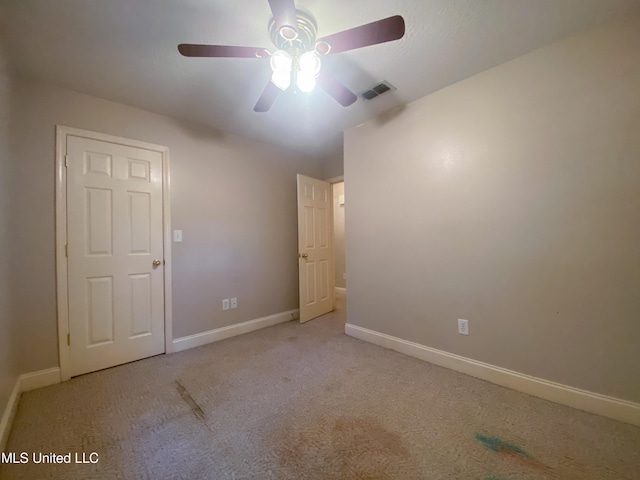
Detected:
left=65, top=155, right=69, bottom=167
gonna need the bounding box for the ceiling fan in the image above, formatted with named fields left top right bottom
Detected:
left=178, top=0, right=405, bottom=112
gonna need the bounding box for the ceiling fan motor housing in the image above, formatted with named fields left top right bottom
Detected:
left=269, top=10, right=318, bottom=54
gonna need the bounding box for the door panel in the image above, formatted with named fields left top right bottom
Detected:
left=67, top=135, right=165, bottom=377
left=87, top=276, right=114, bottom=345
left=297, top=174, right=334, bottom=323
left=85, top=188, right=113, bottom=255
left=128, top=191, right=151, bottom=254
left=129, top=273, right=152, bottom=338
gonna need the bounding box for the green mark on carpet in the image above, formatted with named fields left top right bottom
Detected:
left=475, top=433, right=528, bottom=456
left=476, top=433, right=555, bottom=475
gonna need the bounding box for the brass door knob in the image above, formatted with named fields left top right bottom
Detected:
left=299, top=253, right=308, bottom=259
left=153, top=259, right=162, bottom=266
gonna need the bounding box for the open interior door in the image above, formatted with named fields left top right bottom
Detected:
left=297, top=174, right=335, bottom=323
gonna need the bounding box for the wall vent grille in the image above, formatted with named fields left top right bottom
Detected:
left=360, top=81, right=395, bottom=101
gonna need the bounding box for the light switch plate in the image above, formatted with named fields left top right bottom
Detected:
left=230, top=297, right=237, bottom=309
left=222, top=299, right=230, bottom=311
left=173, top=230, right=183, bottom=242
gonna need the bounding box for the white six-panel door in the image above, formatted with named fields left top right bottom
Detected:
left=66, top=135, right=165, bottom=376
left=297, top=174, right=334, bottom=323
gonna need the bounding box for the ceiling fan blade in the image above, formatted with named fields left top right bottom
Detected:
left=317, top=71, right=357, bottom=107
left=178, top=44, right=268, bottom=58
left=254, top=81, right=281, bottom=112
left=317, top=15, right=405, bottom=54
left=268, top=0, right=298, bottom=38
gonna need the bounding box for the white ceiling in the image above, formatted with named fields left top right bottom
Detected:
left=1, top=0, right=638, bottom=158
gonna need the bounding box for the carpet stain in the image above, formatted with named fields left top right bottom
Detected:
left=287, top=336, right=298, bottom=342
left=282, top=377, right=291, bottom=383
left=275, top=415, right=413, bottom=478
left=475, top=434, right=528, bottom=455
left=475, top=433, right=555, bottom=475
left=175, top=381, right=206, bottom=422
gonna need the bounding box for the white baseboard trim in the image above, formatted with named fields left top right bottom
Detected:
left=345, top=323, right=640, bottom=427
left=1, top=367, right=61, bottom=452
left=335, top=287, right=346, bottom=295
left=20, top=367, right=61, bottom=393
left=0, top=379, right=20, bottom=453
left=173, top=309, right=299, bottom=353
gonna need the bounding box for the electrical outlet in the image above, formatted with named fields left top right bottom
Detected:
left=230, top=297, right=237, bottom=309
left=458, top=319, right=469, bottom=335
left=222, top=299, right=230, bottom=311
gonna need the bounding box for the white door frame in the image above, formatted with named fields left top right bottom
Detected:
left=55, top=125, right=173, bottom=381
left=326, top=175, right=344, bottom=298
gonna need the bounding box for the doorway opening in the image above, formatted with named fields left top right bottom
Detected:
left=295, top=174, right=345, bottom=326
left=331, top=180, right=346, bottom=314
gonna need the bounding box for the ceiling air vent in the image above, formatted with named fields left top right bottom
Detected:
left=360, top=81, right=395, bottom=101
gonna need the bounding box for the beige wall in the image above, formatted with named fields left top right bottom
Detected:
left=333, top=182, right=346, bottom=289
left=10, top=79, right=322, bottom=374
left=345, top=18, right=640, bottom=403
left=322, top=152, right=344, bottom=180
left=0, top=21, right=18, bottom=420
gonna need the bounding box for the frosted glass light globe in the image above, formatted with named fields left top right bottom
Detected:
left=270, top=50, right=292, bottom=73
left=297, top=71, right=316, bottom=93
left=299, top=51, right=321, bottom=76
left=272, top=70, right=291, bottom=91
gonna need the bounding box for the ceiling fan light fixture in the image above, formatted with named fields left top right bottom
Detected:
left=270, top=50, right=292, bottom=90
left=299, top=51, right=321, bottom=76
left=270, top=50, right=293, bottom=72
left=270, top=49, right=292, bottom=73
left=272, top=70, right=291, bottom=91
left=296, top=71, right=316, bottom=93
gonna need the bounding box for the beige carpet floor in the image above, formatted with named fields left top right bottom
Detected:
left=2, top=294, right=639, bottom=479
